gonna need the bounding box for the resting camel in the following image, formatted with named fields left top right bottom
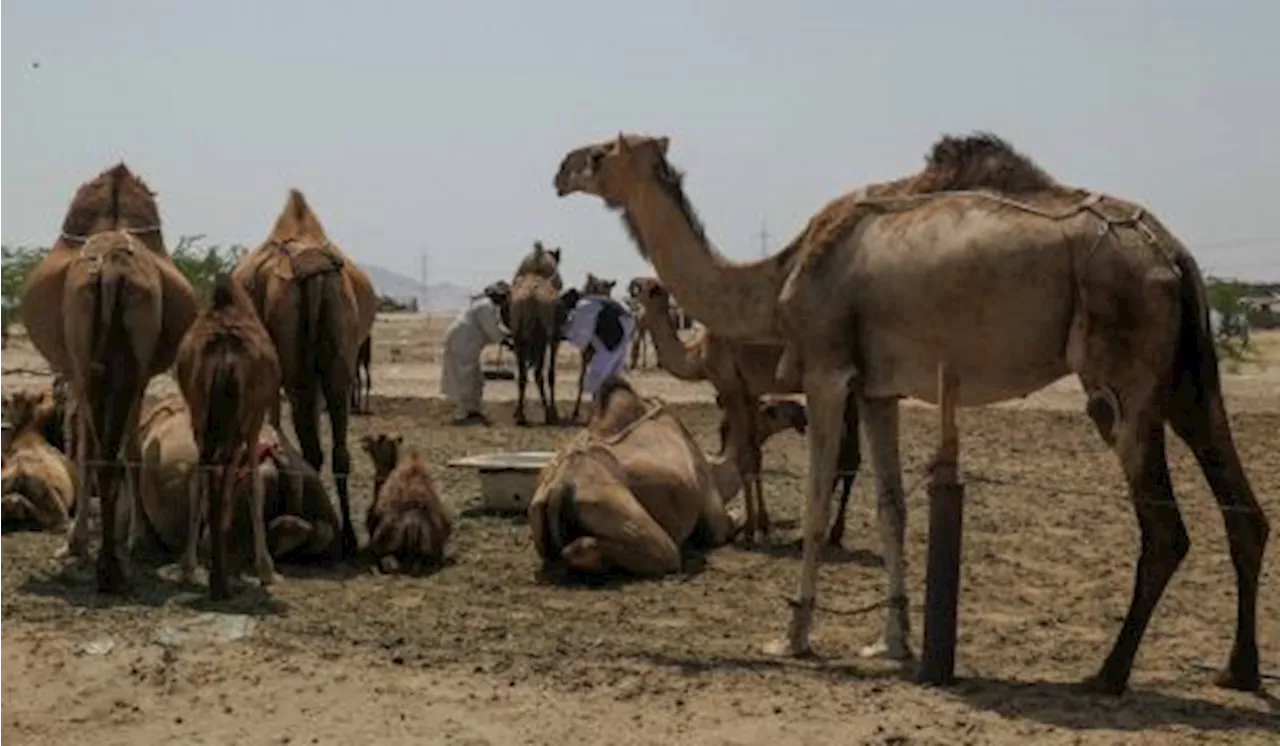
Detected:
left=231, top=190, right=376, bottom=558
left=629, top=277, right=860, bottom=547
left=362, top=434, right=453, bottom=573
left=175, top=274, right=282, bottom=599
left=128, top=395, right=340, bottom=566
left=555, top=133, right=1269, bottom=694
left=19, top=164, right=197, bottom=591
left=351, top=335, right=373, bottom=415
left=2, top=389, right=76, bottom=531
left=529, top=377, right=806, bottom=577
left=510, top=242, right=564, bottom=425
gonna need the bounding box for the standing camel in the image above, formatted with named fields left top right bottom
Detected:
left=630, top=277, right=859, bottom=547
left=175, top=274, right=282, bottom=598
left=510, top=242, right=564, bottom=425
left=19, top=164, right=197, bottom=591
left=231, top=190, right=376, bottom=557
left=554, top=132, right=1269, bottom=695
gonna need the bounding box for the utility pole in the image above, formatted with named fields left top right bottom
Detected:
left=419, top=251, right=428, bottom=313
left=757, top=220, right=771, bottom=258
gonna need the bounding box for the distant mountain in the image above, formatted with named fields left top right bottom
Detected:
left=360, top=264, right=472, bottom=313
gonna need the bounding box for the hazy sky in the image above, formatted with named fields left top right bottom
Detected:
left=4, top=1, right=1278, bottom=289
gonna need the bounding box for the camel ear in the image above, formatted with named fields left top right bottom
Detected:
left=361, top=434, right=376, bottom=454
left=394, top=435, right=404, bottom=447
left=656, top=136, right=669, bottom=155
left=550, top=248, right=561, bottom=264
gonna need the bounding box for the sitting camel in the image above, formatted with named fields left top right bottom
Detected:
left=175, top=274, right=282, bottom=599
left=362, top=434, right=453, bottom=573
left=126, top=395, right=340, bottom=567
left=529, top=377, right=806, bottom=577
left=2, top=389, right=76, bottom=531
left=510, top=242, right=565, bottom=425
left=630, top=277, right=859, bottom=546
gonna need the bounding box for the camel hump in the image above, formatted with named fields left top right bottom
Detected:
left=289, top=244, right=344, bottom=281
left=914, top=132, right=1061, bottom=195
left=267, top=189, right=330, bottom=244
left=60, top=162, right=163, bottom=246
left=512, top=273, right=558, bottom=303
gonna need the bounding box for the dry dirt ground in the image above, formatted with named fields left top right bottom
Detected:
left=3, top=317, right=1279, bottom=745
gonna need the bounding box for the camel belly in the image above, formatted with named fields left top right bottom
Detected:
left=850, top=206, right=1077, bottom=405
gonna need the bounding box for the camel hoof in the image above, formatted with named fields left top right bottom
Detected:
left=858, top=638, right=913, bottom=661
left=763, top=637, right=814, bottom=659
left=1214, top=666, right=1262, bottom=692
left=1076, top=674, right=1126, bottom=697
left=377, top=555, right=401, bottom=574
left=96, top=557, right=128, bottom=594
left=257, top=570, right=283, bottom=588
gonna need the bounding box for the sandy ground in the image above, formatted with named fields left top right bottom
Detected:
left=3, top=317, right=1279, bottom=745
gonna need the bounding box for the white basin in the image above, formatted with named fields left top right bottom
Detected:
left=448, top=451, right=555, bottom=513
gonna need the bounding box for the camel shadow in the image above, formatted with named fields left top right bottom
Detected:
left=535, top=551, right=711, bottom=590
left=458, top=505, right=529, bottom=524
left=948, top=676, right=1279, bottom=734
left=739, top=538, right=885, bottom=567
left=19, top=559, right=286, bottom=614
left=635, top=649, right=902, bottom=682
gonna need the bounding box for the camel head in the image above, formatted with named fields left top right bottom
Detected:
left=362, top=433, right=403, bottom=492
left=531, top=240, right=562, bottom=267
left=2, top=390, right=57, bottom=436
left=554, top=133, right=670, bottom=205
left=626, top=277, right=675, bottom=317
left=583, top=273, right=616, bottom=297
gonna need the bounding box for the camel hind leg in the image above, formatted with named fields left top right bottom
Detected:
left=1167, top=361, right=1268, bottom=691
left=514, top=348, right=530, bottom=426
left=563, top=490, right=681, bottom=577
left=827, top=392, right=862, bottom=549
left=318, top=361, right=358, bottom=558
left=56, top=402, right=92, bottom=559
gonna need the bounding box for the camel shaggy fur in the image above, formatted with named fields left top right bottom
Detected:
left=2, top=389, right=76, bottom=531
left=555, top=131, right=1270, bottom=694
left=362, top=434, right=453, bottom=573
left=529, top=378, right=806, bottom=577
left=175, top=274, right=282, bottom=599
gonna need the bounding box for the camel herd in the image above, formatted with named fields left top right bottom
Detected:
left=2, top=131, right=1271, bottom=698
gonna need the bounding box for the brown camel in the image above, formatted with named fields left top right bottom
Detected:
left=175, top=274, right=282, bottom=599
left=231, top=189, right=377, bottom=557
left=629, top=277, right=860, bottom=547
left=362, top=433, right=453, bottom=573
left=2, top=389, right=77, bottom=531
left=624, top=294, right=652, bottom=370
left=19, top=164, right=198, bottom=590
left=510, top=242, right=565, bottom=425
left=127, top=395, right=340, bottom=566
left=351, top=335, right=373, bottom=415
left=555, top=132, right=1269, bottom=694
left=529, top=377, right=806, bottom=577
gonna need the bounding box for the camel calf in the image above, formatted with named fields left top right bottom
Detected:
left=2, top=390, right=76, bottom=531
left=362, top=434, right=453, bottom=573
left=175, top=274, right=282, bottom=599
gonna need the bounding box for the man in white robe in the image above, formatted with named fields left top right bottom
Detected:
left=440, top=286, right=510, bottom=425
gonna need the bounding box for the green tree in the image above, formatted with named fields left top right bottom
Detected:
left=2, top=245, right=49, bottom=343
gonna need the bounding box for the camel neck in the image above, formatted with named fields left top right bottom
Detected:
left=623, top=177, right=786, bottom=341
left=640, top=304, right=703, bottom=381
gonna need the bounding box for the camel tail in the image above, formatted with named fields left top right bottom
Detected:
left=1172, top=249, right=1223, bottom=405
left=88, top=262, right=139, bottom=460
left=296, top=273, right=326, bottom=403
left=201, top=344, right=242, bottom=464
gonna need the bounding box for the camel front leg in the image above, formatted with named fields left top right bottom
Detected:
left=124, top=412, right=146, bottom=557
left=765, top=368, right=850, bottom=658
left=250, top=449, right=280, bottom=586
left=180, top=464, right=204, bottom=583
left=56, top=404, right=92, bottom=560
left=566, top=489, right=681, bottom=577
left=859, top=395, right=911, bottom=660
